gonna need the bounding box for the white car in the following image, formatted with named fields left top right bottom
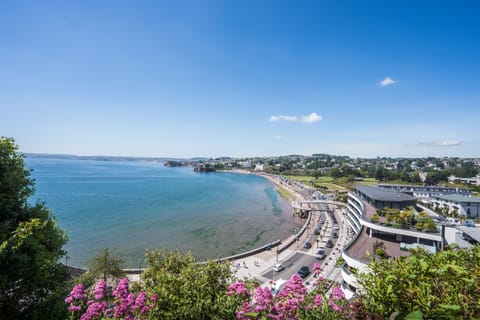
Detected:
left=273, top=263, right=285, bottom=272
left=333, top=224, right=339, bottom=230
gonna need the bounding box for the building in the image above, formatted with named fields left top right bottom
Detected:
left=430, top=194, right=480, bottom=218
left=377, top=184, right=471, bottom=198
left=448, top=174, right=480, bottom=186
left=353, top=186, right=417, bottom=210
left=341, top=186, right=443, bottom=299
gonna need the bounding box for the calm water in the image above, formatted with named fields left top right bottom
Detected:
left=26, top=157, right=299, bottom=267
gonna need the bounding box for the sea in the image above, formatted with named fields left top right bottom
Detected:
left=26, top=156, right=300, bottom=268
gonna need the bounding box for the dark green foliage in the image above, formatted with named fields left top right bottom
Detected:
left=359, top=246, right=480, bottom=319
left=0, top=137, right=69, bottom=319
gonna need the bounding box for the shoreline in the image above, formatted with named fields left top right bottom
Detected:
left=67, top=168, right=306, bottom=270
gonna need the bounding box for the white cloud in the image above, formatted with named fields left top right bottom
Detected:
left=300, top=112, right=322, bottom=123
left=417, top=140, right=461, bottom=147
left=273, top=135, right=283, bottom=140
left=269, top=115, right=298, bottom=122
left=378, top=77, right=396, bottom=87
left=269, top=112, right=322, bottom=124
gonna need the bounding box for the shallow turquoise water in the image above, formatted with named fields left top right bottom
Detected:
left=26, top=157, right=299, bottom=267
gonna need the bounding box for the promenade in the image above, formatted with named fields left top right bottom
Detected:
left=231, top=175, right=352, bottom=294
left=128, top=174, right=352, bottom=296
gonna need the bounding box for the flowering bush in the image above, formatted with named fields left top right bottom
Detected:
left=228, top=263, right=353, bottom=319
left=65, top=278, right=157, bottom=320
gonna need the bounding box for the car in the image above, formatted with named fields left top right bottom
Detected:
left=332, top=231, right=338, bottom=238
left=313, top=228, right=321, bottom=235
left=297, top=266, right=310, bottom=278
left=273, top=263, right=285, bottom=272
left=316, top=249, right=326, bottom=260
left=271, top=278, right=286, bottom=296
left=326, top=239, right=334, bottom=248
left=304, top=241, right=312, bottom=249
left=333, top=224, right=339, bottom=230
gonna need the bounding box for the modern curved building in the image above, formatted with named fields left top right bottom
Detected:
left=341, top=186, right=444, bottom=299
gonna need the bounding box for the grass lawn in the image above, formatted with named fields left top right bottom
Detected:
left=353, top=178, right=380, bottom=186
left=276, top=186, right=293, bottom=199
left=286, top=175, right=349, bottom=191
left=286, top=175, right=334, bottom=183
left=316, top=182, right=349, bottom=191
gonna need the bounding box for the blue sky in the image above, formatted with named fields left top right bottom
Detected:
left=1, top=1, right=479, bottom=158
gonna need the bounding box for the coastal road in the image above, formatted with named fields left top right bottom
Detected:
left=262, top=252, right=318, bottom=281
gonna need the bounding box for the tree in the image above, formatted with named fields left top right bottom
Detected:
left=0, top=137, right=69, bottom=319
left=140, top=248, right=236, bottom=319
left=77, top=248, right=125, bottom=288
left=359, top=246, right=480, bottom=319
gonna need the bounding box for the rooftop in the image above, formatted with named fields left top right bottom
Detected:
left=345, top=225, right=410, bottom=264
left=434, top=194, right=480, bottom=203
left=457, top=226, right=480, bottom=243
left=355, top=186, right=417, bottom=203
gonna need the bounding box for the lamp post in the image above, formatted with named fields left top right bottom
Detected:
left=139, top=259, right=142, bottom=281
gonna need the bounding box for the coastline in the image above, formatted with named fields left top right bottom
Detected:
left=217, top=168, right=305, bottom=202
left=49, top=161, right=306, bottom=269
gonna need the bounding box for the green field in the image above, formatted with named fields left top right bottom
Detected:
left=286, top=175, right=349, bottom=191
left=285, top=175, right=383, bottom=191
left=276, top=186, right=293, bottom=199
left=286, top=175, right=334, bottom=183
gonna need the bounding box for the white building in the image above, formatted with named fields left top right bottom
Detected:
left=431, top=194, right=480, bottom=218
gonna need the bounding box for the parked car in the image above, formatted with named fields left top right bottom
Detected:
left=333, top=224, right=339, bottom=230
left=313, top=228, right=321, bottom=235
left=332, top=231, right=338, bottom=238
left=316, top=249, right=326, bottom=260
left=297, top=266, right=311, bottom=278
left=304, top=241, right=312, bottom=249
left=273, top=263, right=285, bottom=272
left=326, top=239, right=334, bottom=248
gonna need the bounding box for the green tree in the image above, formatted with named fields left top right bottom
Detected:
left=0, top=137, right=69, bottom=319
left=359, top=246, right=480, bottom=319
left=77, top=248, right=125, bottom=287
left=141, top=248, right=237, bottom=319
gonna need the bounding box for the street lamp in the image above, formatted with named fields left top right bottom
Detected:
left=139, top=259, right=143, bottom=281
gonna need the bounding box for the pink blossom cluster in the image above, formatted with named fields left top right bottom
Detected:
left=229, top=267, right=353, bottom=320
left=65, top=278, right=157, bottom=320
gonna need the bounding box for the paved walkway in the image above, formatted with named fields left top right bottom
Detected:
left=232, top=204, right=353, bottom=296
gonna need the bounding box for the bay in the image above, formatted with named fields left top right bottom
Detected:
left=26, top=157, right=300, bottom=267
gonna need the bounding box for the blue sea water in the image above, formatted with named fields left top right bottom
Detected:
left=26, top=157, right=300, bottom=267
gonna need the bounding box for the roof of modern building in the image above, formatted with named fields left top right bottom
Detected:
left=457, top=226, right=480, bottom=243
left=354, top=186, right=417, bottom=202
left=378, top=184, right=468, bottom=191
left=434, top=194, right=480, bottom=203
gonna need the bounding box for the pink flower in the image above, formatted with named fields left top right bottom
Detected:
left=253, top=287, right=274, bottom=312
left=113, top=278, right=130, bottom=300
left=93, top=280, right=107, bottom=300
left=236, top=301, right=253, bottom=320
left=134, top=292, right=147, bottom=311
left=150, top=293, right=158, bottom=303
left=312, top=262, right=322, bottom=276
left=68, top=283, right=87, bottom=301
left=314, top=294, right=323, bottom=306
left=278, top=274, right=306, bottom=299
left=328, top=299, right=341, bottom=312
left=68, top=304, right=82, bottom=312
left=331, top=286, right=345, bottom=300
left=227, top=282, right=250, bottom=297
